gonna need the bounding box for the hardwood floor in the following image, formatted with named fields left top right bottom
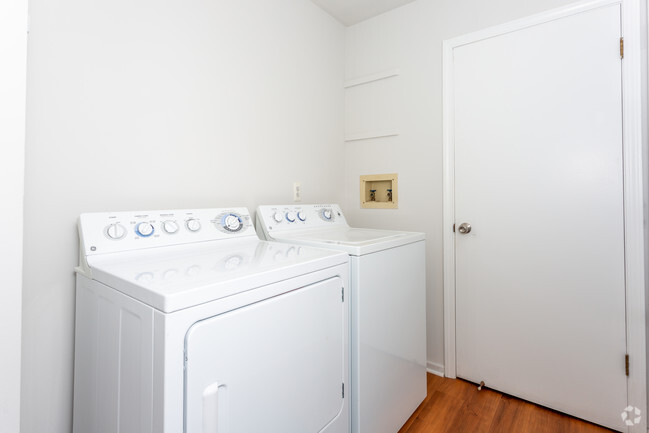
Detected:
left=398, top=373, right=616, bottom=433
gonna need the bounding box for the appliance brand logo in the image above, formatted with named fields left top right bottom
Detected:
left=621, top=406, right=641, bottom=426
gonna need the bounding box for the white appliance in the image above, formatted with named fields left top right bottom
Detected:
left=256, top=204, right=426, bottom=433
left=73, top=207, right=350, bottom=433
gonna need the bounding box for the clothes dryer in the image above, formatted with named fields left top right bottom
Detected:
left=256, top=204, right=426, bottom=433
left=73, top=207, right=350, bottom=433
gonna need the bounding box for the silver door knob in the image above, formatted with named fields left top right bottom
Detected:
left=458, top=223, right=471, bottom=234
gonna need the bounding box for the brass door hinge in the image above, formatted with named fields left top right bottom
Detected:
left=620, top=37, right=624, bottom=59
left=625, top=354, right=629, bottom=376
left=453, top=224, right=456, bottom=233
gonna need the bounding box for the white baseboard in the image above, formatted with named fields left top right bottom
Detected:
left=426, top=361, right=445, bottom=377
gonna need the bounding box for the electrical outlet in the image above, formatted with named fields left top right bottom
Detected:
left=293, top=182, right=301, bottom=202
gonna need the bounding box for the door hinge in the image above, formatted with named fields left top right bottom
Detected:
left=620, top=37, right=624, bottom=59
left=453, top=223, right=456, bottom=232
left=341, top=287, right=344, bottom=302
left=625, top=354, right=629, bottom=376
left=342, top=383, right=345, bottom=398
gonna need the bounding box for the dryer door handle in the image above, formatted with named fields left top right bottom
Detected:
left=203, top=382, right=228, bottom=433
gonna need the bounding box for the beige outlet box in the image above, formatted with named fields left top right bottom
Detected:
left=360, top=173, right=398, bottom=209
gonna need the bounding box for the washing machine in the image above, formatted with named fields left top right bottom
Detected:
left=73, top=207, right=350, bottom=433
left=255, top=204, right=426, bottom=433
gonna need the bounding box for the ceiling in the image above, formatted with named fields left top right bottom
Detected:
left=311, top=0, right=417, bottom=26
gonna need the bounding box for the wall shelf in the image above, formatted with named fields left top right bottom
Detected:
left=345, top=70, right=401, bottom=143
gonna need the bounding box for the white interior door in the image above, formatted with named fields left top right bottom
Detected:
left=453, top=4, right=626, bottom=431
left=184, top=277, right=346, bottom=433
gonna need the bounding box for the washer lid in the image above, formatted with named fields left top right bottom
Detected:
left=268, top=227, right=425, bottom=256
left=85, top=238, right=348, bottom=313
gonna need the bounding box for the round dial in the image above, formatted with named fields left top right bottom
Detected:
left=285, top=211, right=296, bottom=222
left=322, top=209, right=333, bottom=220
left=135, top=222, right=154, bottom=237
left=186, top=218, right=201, bottom=232
left=222, top=214, right=243, bottom=232
left=297, top=211, right=306, bottom=221
left=273, top=212, right=283, bottom=223
left=162, top=220, right=179, bottom=234
left=106, top=223, right=127, bottom=240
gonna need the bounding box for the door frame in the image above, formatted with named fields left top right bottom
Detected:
left=0, top=0, right=27, bottom=430
left=442, top=0, right=647, bottom=429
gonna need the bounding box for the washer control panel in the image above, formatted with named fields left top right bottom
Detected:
left=256, top=204, right=348, bottom=233
left=80, top=207, right=255, bottom=256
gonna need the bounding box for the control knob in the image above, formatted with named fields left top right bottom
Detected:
left=186, top=218, right=201, bottom=232
left=297, top=211, right=306, bottom=221
left=135, top=222, right=154, bottom=237
left=222, top=214, right=243, bottom=232
left=273, top=212, right=283, bottom=223
left=106, top=223, right=127, bottom=240
left=286, top=211, right=296, bottom=222
left=162, top=220, right=179, bottom=234
left=322, top=209, right=332, bottom=220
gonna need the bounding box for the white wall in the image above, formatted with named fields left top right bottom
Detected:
left=343, top=0, right=584, bottom=374
left=0, top=0, right=27, bottom=431
left=21, top=0, right=344, bottom=431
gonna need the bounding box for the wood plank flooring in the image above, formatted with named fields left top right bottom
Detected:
left=398, top=373, right=616, bottom=433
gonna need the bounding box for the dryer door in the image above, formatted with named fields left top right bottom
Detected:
left=184, top=277, right=345, bottom=433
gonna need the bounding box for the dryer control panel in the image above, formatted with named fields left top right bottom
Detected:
left=256, top=204, right=349, bottom=234
left=79, top=208, right=256, bottom=257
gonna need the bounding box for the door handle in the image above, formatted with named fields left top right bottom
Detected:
left=203, top=382, right=228, bottom=433
left=458, top=223, right=472, bottom=234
